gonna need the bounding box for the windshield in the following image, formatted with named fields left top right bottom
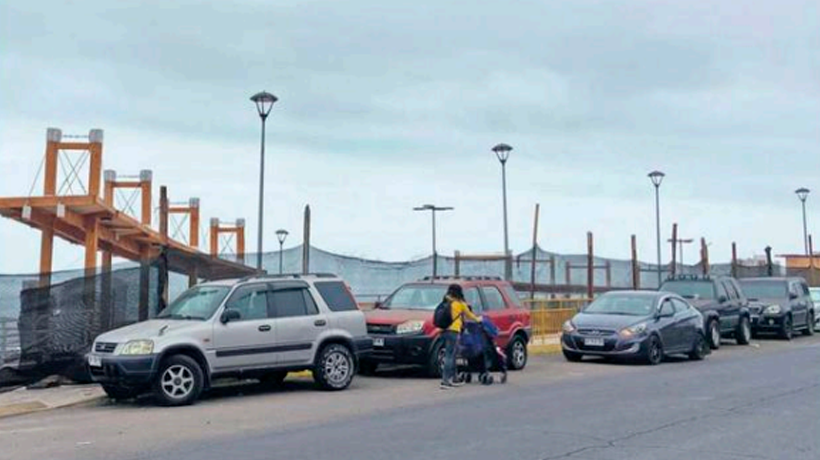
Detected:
left=811, top=289, right=820, bottom=302
left=383, top=284, right=448, bottom=310
left=660, top=281, right=715, bottom=299
left=739, top=281, right=787, bottom=300
left=583, top=294, right=656, bottom=316
left=157, top=285, right=231, bottom=320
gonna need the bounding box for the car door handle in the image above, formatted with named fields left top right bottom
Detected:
left=258, top=325, right=271, bottom=332
left=314, top=319, right=327, bottom=327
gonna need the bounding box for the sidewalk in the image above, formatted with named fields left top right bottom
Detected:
left=529, top=333, right=561, bottom=355
left=0, top=384, right=105, bottom=419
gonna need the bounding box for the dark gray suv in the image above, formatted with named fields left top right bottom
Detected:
left=659, top=275, right=752, bottom=350
left=739, top=277, right=815, bottom=340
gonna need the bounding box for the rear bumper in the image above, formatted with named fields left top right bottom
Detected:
left=363, top=334, right=435, bottom=366
left=86, top=354, right=159, bottom=387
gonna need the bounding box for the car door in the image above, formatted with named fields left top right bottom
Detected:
left=655, top=298, right=679, bottom=350
left=269, top=282, right=326, bottom=366
left=211, top=283, right=276, bottom=372
left=790, top=281, right=808, bottom=327
left=671, top=297, right=698, bottom=351
left=464, top=287, right=484, bottom=315
left=715, top=281, right=735, bottom=332
left=479, top=286, right=512, bottom=346
left=801, top=281, right=814, bottom=324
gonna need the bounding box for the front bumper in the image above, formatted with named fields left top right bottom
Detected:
left=353, top=337, right=374, bottom=359
left=86, top=353, right=159, bottom=387
left=363, top=333, right=435, bottom=365
left=752, top=314, right=786, bottom=331
left=561, top=332, right=645, bottom=357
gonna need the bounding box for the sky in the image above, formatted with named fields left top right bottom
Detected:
left=0, top=0, right=818, bottom=274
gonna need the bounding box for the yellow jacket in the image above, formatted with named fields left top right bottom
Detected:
left=446, top=296, right=480, bottom=333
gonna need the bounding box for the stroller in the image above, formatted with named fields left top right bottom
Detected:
left=455, top=317, right=508, bottom=385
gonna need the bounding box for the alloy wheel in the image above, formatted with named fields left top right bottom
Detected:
left=512, top=339, right=527, bottom=369
left=711, top=321, right=721, bottom=348
left=323, top=350, right=351, bottom=386
left=160, top=364, right=194, bottom=400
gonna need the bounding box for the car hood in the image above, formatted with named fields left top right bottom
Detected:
left=572, top=313, right=647, bottom=331
left=364, top=309, right=433, bottom=325
left=686, top=299, right=718, bottom=310
left=95, top=319, right=204, bottom=343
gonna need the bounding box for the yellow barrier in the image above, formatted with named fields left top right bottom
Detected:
left=523, top=298, right=590, bottom=336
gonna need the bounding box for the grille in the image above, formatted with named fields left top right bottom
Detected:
left=367, top=324, right=396, bottom=335
left=577, top=328, right=616, bottom=336
left=95, top=342, right=117, bottom=353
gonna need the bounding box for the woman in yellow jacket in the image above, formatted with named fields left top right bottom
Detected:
left=441, top=284, right=482, bottom=389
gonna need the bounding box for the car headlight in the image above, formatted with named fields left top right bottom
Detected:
left=619, top=322, right=648, bottom=339
left=765, top=305, right=782, bottom=315
left=118, top=340, right=154, bottom=355
left=396, top=321, right=424, bottom=335
left=562, top=320, right=576, bottom=333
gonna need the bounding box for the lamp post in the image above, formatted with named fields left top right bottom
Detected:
left=250, top=90, right=278, bottom=270
left=413, top=204, right=453, bottom=278
left=492, top=143, right=513, bottom=281
left=796, top=188, right=810, bottom=255
left=275, top=229, right=288, bottom=274
left=648, top=170, right=665, bottom=286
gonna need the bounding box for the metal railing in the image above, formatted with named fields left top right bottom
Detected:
left=0, top=317, right=21, bottom=367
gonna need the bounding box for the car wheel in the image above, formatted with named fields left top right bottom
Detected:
left=803, top=312, right=815, bottom=336
left=259, top=371, right=288, bottom=386
left=102, top=385, right=141, bottom=401
left=357, top=360, right=379, bottom=376
left=707, top=319, right=722, bottom=350
left=645, top=335, right=663, bottom=365
left=153, top=355, right=204, bottom=407
left=507, top=335, right=528, bottom=371
left=562, top=350, right=583, bottom=362
left=688, top=333, right=708, bottom=361
left=779, top=315, right=793, bottom=341
left=427, top=341, right=446, bottom=378
left=736, top=316, right=751, bottom=345
left=314, top=344, right=355, bottom=391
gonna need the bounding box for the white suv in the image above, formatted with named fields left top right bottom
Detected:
left=86, top=274, right=372, bottom=406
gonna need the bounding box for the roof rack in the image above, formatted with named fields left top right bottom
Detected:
left=238, top=272, right=339, bottom=282
left=420, top=275, right=504, bottom=282
left=665, top=274, right=712, bottom=281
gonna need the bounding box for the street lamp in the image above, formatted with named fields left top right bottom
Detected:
left=492, top=143, right=513, bottom=280
left=275, top=229, right=288, bottom=274
left=250, top=90, right=278, bottom=270
left=648, top=170, right=665, bottom=286
left=796, top=188, right=810, bottom=255
left=413, top=204, right=453, bottom=278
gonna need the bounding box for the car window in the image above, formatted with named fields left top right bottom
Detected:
left=502, top=285, right=523, bottom=308
left=270, top=288, right=316, bottom=318
left=314, top=281, right=358, bottom=312
left=224, top=284, right=270, bottom=321
left=465, top=288, right=483, bottom=313
left=481, top=287, right=506, bottom=311
left=729, top=280, right=745, bottom=300
left=802, top=283, right=811, bottom=296
left=715, top=282, right=729, bottom=300
left=721, top=281, right=738, bottom=300
left=671, top=298, right=690, bottom=313
left=659, top=299, right=674, bottom=316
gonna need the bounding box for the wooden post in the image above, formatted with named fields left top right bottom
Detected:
left=210, top=218, right=219, bottom=256
left=631, top=234, right=639, bottom=289
left=550, top=255, right=556, bottom=287
left=189, top=198, right=200, bottom=248
left=765, top=246, right=773, bottom=277
left=236, top=219, right=246, bottom=265
left=302, top=205, right=311, bottom=274
left=84, top=218, right=99, bottom=276
left=731, top=242, right=738, bottom=278
left=566, top=262, right=572, bottom=286
left=700, top=238, right=710, bottom=275
left=670, top=223, right=678, bottom=277
left=84, top=216, right=100, bottom=335
left=530, top=204, right=540, bottom=300
left=38, top=128, right=61, bottom=286
left=605, top=260, right=612, bottom=288
left=454, top=251, right=461, bottom=277
left=587, top=232, right=594, bottom=299
left=140, top=170, right=153, bottom=226
left=159, top=186, right=169, bottom=242
left=87, top=129, right=104, bottom=198
left=103, top=170, right=116, bottom=206
left=101, top=249, right=113, bottom=330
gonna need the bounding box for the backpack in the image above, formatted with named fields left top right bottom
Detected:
left=433, top=299, right=453, bottom=330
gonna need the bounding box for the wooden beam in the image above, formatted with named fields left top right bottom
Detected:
left=530, top=203, right=540, bottom=300
left=631, top=234, right=639, bottom=289
left=587, top=232, right=594, bottom=300
left=190, top=199, right=200, bottom=249
left=84, top=217, right=99, bottom=275
left=159, top=186, right=169, bottom=243
left=88, top=136, right=103, bottom=198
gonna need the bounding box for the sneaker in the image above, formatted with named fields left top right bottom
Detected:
left=439, top=382, right=453, bottom=390
left=450, top=380, right=465, bottom=387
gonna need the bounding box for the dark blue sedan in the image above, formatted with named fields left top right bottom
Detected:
left=561, top=291, right=708, bottom=365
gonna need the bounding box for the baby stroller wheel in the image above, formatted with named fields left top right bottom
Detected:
left=500, top=372, right=508, bottom=384
left=464, top=373, right=473, bottom=384
left=479, top=373, right=494, bottom=385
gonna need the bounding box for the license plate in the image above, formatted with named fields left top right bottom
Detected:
left=88, top=355, right=102, bottom=367
left=584, top=337, right=605, bottom=347
left=373, top=338, right=384, bottom=347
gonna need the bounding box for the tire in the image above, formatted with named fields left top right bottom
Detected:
left=427, top=341, right=446, bottom=378
left=357, top=360, right=379, bottom=376
left=736, top=316, right=752, bottom=345
left=153, top=355, right=204, bottom=407
left=313, top=344, right=355, bottom=391
left=779, top=315, right=793, bottom=341
left=803, top=312, right=815, bottom=336
left=645, top=335, right=663, bottom=365
left=707, top=319, right=722, bottom=350
left=507, top=335, right=528, bottom=371
left=102, top=385, right=141, bottom=401
left=259, top=371, right=287, bottom=386
left=688, top=333, right=708, bottom=361
left=562, top=350, right=583, bottom=362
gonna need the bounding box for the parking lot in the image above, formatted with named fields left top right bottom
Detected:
left=3, top=334, right=820, bottom=460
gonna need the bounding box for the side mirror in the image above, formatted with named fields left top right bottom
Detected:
left=220, top=309, right=241, bottom=324
left=718, top=295, right=728, bottom=304
left=789, top=292, right=799, bottom=300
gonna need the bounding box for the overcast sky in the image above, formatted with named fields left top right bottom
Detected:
left=1, top=0, right=818, bottom=274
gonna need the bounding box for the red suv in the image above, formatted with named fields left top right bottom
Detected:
left=360, top=276, right=531, bottom=376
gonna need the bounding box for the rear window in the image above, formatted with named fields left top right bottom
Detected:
left=660, top=280, right=715, bottom=300
left=314, top=281, right=359, bottom=312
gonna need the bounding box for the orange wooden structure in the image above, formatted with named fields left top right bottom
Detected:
left=0, top=128, right=256, bottom=298
left=210, top=218, right=246, bottom=265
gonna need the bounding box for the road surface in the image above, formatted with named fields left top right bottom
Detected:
left=2, top=336, right=819, bottom=460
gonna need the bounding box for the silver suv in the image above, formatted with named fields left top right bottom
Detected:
left=86, top=273, right=372, bottom=406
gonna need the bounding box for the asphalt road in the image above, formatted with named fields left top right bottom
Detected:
left=2, top=336, right=819, bottom=460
